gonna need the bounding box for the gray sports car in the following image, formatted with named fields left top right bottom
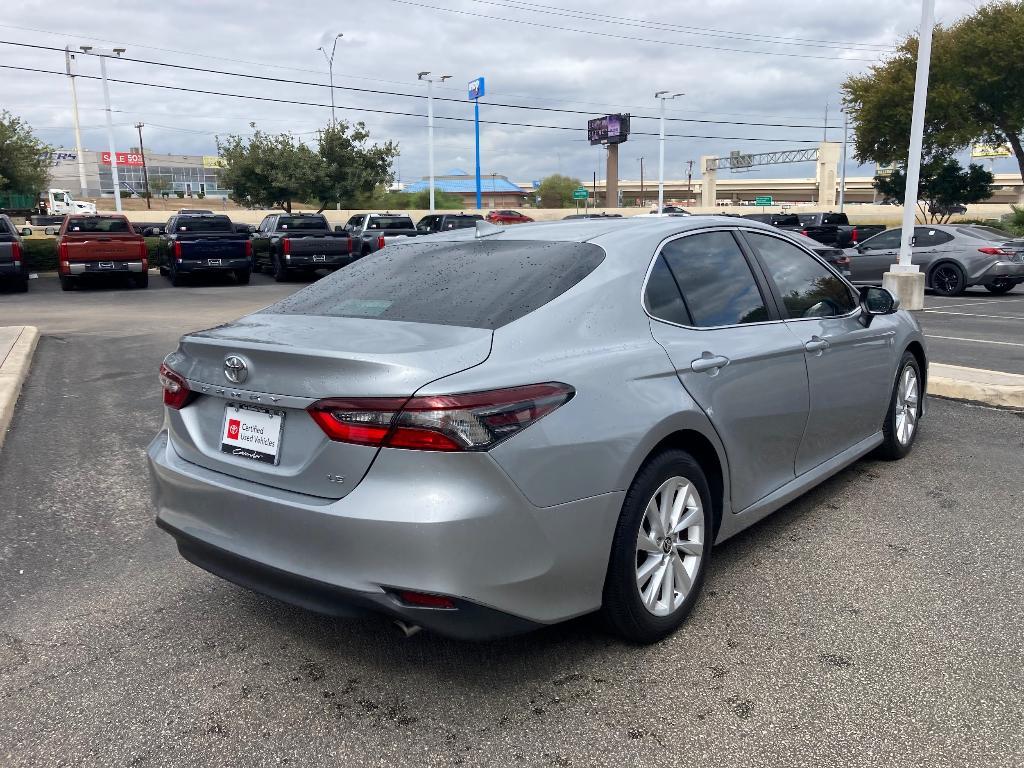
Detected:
left=847, top=224, right=1024, bottom=295
left=149, top=216, right=927, bottom=642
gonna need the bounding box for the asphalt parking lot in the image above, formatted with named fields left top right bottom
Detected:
left=918, top=284, right=1024, bottom=374
left=1, top=274, right=1022, bottom=767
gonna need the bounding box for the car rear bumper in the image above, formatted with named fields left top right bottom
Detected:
left=284, top=253, right=354, bottom=269
left=975, top=261, right=1024, bottom=283
left=0, top=262, right=24, bottom=277
left=177, top=257, right=251, bottom=273
left=67, top=260, right=145, bottom=274
left=147, top=431, right=623, bottom=638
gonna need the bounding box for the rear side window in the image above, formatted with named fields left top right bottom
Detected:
left=644, top=256, right=690, bottom=325
left=658, top=231, right=769, bottom=327
left=746, top=232, right=856, bottom=319
left=264, top=240, right=605, bottom=330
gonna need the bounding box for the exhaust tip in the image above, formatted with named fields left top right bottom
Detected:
left=393, top=620, right=422, bottom=638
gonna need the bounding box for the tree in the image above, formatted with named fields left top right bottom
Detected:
left=843, top=1, right=1024, bottom=183
left=309, top=121, right=398, bottom=212
left=536, top=174, right=583, bottom=208
left=873, top=157, right=993, bottom=222
left=216, top=126, right=321, bottom=212
left=148, top=177, right=171, bottom=197
left=0, top=111, right=51, bottom=194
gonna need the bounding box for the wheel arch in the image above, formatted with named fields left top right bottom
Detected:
left=904, top=340, right=927, bottom=402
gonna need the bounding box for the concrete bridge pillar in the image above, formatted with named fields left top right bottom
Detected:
left=700, top=156, right=717, bottom=207
left=816, top=141, right=841, bottom=208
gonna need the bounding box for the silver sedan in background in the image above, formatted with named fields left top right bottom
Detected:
left=149, top=217, right=927, bottom=643
left=847, top=224, right=1024, bottom=295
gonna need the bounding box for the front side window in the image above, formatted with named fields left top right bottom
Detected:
left=660, top=231, right=769, bottom=327
left=747, top=233, right=856, bottom=319
left=859, top=229, right=901, bottom=251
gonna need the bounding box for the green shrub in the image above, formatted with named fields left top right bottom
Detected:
left=1001, top=205, right=1024, bottom=236
left=175, top=191, right=185, bottom=199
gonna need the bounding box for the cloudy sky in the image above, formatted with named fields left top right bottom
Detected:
left=2, top=0, right=1013, bottom=185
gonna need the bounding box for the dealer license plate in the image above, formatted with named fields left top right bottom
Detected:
left=220, top=403, right=284, bottom=465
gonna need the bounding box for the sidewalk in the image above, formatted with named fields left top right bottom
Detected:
left=0, top=326, right=40, bottom=451
left=929, top=363, right=1024, bottom=409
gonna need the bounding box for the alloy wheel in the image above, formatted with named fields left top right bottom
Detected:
left=635, top=476, right=704, bottom=616
left=932, top=265, right=961, bottom=295
left=895, top=366, right=919, bottom=445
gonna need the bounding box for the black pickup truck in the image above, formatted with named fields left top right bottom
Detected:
left=253, top=213, right=354, bottom=281
left=0, top=214, right=29, bottom=292
left=150, top=214, right=252, bottom=286
left=796, top=212, right=885, bottom=248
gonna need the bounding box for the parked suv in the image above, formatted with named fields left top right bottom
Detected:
left=57, top=214, right=148, bottom=291
left=151, top=216, right=926, bottom=642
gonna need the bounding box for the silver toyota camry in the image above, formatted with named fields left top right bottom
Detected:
left=149, top=216, right=927, bottom=643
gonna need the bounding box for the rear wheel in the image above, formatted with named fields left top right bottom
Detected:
left=271, top=252, right=289, bottom=282
left=169, top=262, right=184, bottom=287
left=234, top=268, right=251, bottom=285
left=876, top=351, right=921, bottom=460
left=59, top=275, right=76, bottom=291
left=929, top=262, right=966, bottom=296
left=602, top=450, right=712, bottom=644
left=133, top=271, right=149, bottom=289
left=985, top=279, right=1016, bottom=295
left=11, top=275, right=28, bottom=293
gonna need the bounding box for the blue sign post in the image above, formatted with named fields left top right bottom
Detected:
left=469, top=77, right=485, bottom=210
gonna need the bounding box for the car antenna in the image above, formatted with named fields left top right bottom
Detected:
left=475, top=220, right=504, bottom=238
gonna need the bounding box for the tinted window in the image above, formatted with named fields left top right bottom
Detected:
left=278, top=216, right=329, bottom=231
left=445, top=216, right=481, bottom=230
left=644, top=255, right=690, bottom=325
left=660, top=231, right=769, bottom=327
left=66, top=217, right=130, bottom=233
left=366, top=216, right=414, bottom=230
left=264, top=240, right=605, bottom=330
left=175, top=215, right=233, bottom=232
left=747, top=233, right=856, bottom=319
left=913, top=227, right=954, bottom=247
left=859, top=229, right=901, bottom=250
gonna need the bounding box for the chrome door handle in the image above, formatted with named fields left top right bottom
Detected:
left=691, top=353, right=730, bottom=374
left=804, top=336, right=831, bottom=353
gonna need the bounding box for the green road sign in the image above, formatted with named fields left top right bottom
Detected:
left=572, top=187, right=589, bottom=200
left=755, top=195, right=774, bottom=206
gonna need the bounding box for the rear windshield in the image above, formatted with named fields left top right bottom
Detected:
left=956, top=226, right=1012, bottom=241
left=366, top=216, right=415, bottom=230
left=66, top=217, right=131, bottom=233
left=743, top=213, right=799, bottom=225
left=263, top=240, right=606, bottom=330
left=175, top=216, right=233, bottom=232
left=799, top=213, right=848, bottom=226
left=445, top=216, right=482, bottom=229
left=278, top=216, right=329, bottom=231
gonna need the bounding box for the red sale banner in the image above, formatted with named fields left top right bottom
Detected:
left=100, top=152, right=145, bottom=166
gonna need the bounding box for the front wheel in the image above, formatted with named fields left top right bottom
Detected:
left=876, top=351, right=922, bottom=460
left=930, top=262, right=966, bottom=296
left=985, top=279, right=1016, bottom=295
left=602, top=450, right=712, bottom=644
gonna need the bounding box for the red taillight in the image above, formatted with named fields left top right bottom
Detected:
left=159, top=362, right=193, bottom=410
left=244, top=240, right=252, bottom=258
left=11, top=241, right=21, bottom=266
left=282, top=238, right=291, bottom=255
left=308, top=382, right=575, bottom=451
left=396, top=591, right=456, bottom=610
left=377, top=235, right=385, bottom=250
left=347, top=235, right=353, bottom=253
left=978, top=247, right=1012, bottom=256
left=58, top=241, right=69, bottom=272
left=173, top=241, right=182, bottom=263
left=801, top=229, right=809, bottom=236
left=851, top=227, right=859, bottom=243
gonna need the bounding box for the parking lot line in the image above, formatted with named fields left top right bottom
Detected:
left=925, top=334, right=1024, bottom=347
left=924, top=298, right=1024, bottom=310
left=923, top=310, right=1024, bottom=321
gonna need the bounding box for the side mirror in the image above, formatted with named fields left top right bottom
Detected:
left=859, top=286, right=899, bottom=326
left=20, top=227, right=32, bottom=237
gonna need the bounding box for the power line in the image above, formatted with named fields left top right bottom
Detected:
left=0, top=62, right=822, bottom=144
left=384, top=0, right=879, bottom=62
left=0, top=40, right=845, bottom=131
left=466, top=0, right=895, bottom=51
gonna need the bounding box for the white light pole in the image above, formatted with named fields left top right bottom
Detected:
left=655, top=91, right=682, bottom=213
left=839, top=108, right=849, bottom=213
left=65, top=47, right=88, bottom=197
left=318, top=34, right=343, bottom=126
left=883, top=0, right=934, bottom=310
left=418, top=71, right=451, bottom=213
left=81, top=45, right=126, bottom=212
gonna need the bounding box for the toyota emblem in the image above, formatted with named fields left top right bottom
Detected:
left=224, top=355, right=248, bottom=384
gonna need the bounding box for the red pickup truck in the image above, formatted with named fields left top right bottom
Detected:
left=58, top=214, right=149, bottom=291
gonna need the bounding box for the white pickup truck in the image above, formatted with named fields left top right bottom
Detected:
left=342, top=213, right=419, bottom=256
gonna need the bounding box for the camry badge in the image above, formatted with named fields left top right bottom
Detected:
left=224, top=355, right=248, bottom=384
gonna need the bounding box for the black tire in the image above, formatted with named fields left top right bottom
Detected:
left=929, top=262, right=966, bottom=296
left=12, top=276, right=28, bottom=293
left=271, top=252, right=289, bottom=282
left=234, top=268, right=251, bottom=285
left=876, top=351, right=922, bottom=461
left=602, top=449, right=713, bottom=644
left=59, top=275, right=76, bottom=291
left=250, top=257, right=262, bottom=274
left=985, top=279, right=1016, bottom=295
left=169, top=265, right=184, bottom=287
left=133, top=271, right=149, bottom=289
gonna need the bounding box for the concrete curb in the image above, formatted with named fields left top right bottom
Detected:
left=929, top=363, right=1024, bottom=410
left=0, top=326, right=40, bottom=452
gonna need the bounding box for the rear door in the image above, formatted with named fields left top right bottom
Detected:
left=742, top=231, right=893, bottom=472
left=645, top=229, right=810, bottom=513
left=849, top=228, right=902, bottom=283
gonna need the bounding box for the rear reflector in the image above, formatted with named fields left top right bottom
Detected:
left=159, top=362, right=194, bottom=410
left=395, top=590, right=456, bottom=609
left=308, top=382, right=575, bottom=451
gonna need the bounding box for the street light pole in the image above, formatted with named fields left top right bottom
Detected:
left=418, top=71, right=451, bottom=213
left=318, top=34, right=343, bottom=126
left=65, top=47, right=88, bottom=197
left=81, top=46, right=127, bottom=213
left=655, top=91, right=682, bottom=213
left=839, top=109, right=849, bottom=213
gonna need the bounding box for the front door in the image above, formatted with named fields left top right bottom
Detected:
left=849, top=228, right=902, bottom=283
left=645, top=229, right=811, bottom=513
left=742, top=231, right=894, bottom=473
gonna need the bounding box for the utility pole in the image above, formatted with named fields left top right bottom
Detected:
left=81, top=45, right=126, bottom=212
left=638, top=157, right=644, bottom=208
left=318, top=34, right=343, bottom=126
left=418, top=71, right=451, bottom=213
left=135, top=123, right=151, bottom=209
left=838, top=110, right=849, bottom=213
left=655, top=90, right=683, bottom=213
left=824, top=100, right=829, bottom=143
left=686, top=160, right=694, bottom=205
left=65, top=47, right=88, bottom=197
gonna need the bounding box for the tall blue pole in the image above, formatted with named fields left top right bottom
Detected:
left=474, top=99, right=482, bottom=210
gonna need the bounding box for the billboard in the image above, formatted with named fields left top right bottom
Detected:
left=971, top=143, right=1012, bottom=158
left=100, top=151, right=144, bottom=166
left=202, top=155, right=224, bottom=168
left=587, top=114, right=630, bottom=145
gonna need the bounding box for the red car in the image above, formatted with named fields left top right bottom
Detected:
left=486, top=210, right=534, bottom=225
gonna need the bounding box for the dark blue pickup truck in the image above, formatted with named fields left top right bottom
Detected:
left=150, top=214, right=252, bottom=286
